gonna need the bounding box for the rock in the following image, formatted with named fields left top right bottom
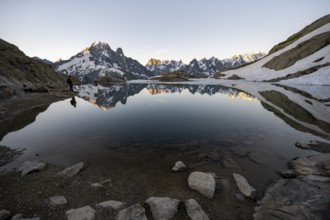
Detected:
left=243, top=140, right=254, bottom=146
left=116, top=204, right=147, bottom=220
left=295, top=141, right=330, bottom=153
left=207, top=152, right=220, bottom=162
left=248, top=152, right=264, bottom=164
left=188, top=172, right=216, bottom=198
left=11, top=214, right=39, bottom=220
left=289, top=153, right=330, bottom=176
left=197, top=153, right=208, bottom=161
left=65, top=206, right=95, bottom=220
left=46, top=196, right=67, bottom=208
left=254, top=176, right=330, bottom=220
left=229, top=147, right=248, bottom=157
left=96, top=200, right=124, bottom=210
left=279, top=170, right=297, bottom=179
left=185, top=199, right=209, bottom=220
left=145, top=197, right=180, bottom=220
left=18, top=161, right=46, bottom=176
left=172, top=161, right=187, bottom=172
left=236, top=194, right=245, bottom=201
left=57, top=162, right=87, bottom=177
left=91, top=183, right=103, bottom=188
left=233, top=173, right=256, bottom=199
left=295, top=141, right=310, bottom=150
left=223, top=158, right=240, bottom=169
left=0, top=210, right=10, bottom=220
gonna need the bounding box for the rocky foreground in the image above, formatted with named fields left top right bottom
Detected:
left=0, top=142, right=329, bottom=220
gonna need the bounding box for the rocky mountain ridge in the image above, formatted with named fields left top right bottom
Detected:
left=53, top=41, right=154, bottom=83
left=145, top=52, right=266, bottom=76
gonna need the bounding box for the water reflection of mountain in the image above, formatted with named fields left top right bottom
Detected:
left=76, top=84, right=256, bottom=110
left=232, top=83, right=330, bottom=140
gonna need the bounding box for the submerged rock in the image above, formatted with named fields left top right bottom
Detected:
left=65, top=206, right=95, bottom=220
left=188, top=172, right=216, bottom=198
left=11, top=214, right=39, bottom=220
left=57, top=162, right=87, bottom=177
left=46, top=196, right=67, bottom=208
left=18, top=161, right=46, bottom=176
left=289, top=153, right=330, bottom=176
left=0, top=210, right=10, bottom=220
left=145, top=197, right=180, bottom=220
left=295, top=141, right=330, bottom=153
left=279, top=170, right=297, bottom=179
left=96, top=200, right=124, bottom=210
left=116, top=204, right=147, bottom=220
left=172, top=161, right=187, bottom=172
left=233, top=173, right=256, bottom=199
left=223, top=158, right=240, bottom=169
left=185, top=199, right=209, bottom=220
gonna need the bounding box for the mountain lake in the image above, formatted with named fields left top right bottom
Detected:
left=1, top=81, right=329, bottom=219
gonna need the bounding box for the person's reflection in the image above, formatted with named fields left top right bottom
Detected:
left=70, top=97, right=77, bottom=108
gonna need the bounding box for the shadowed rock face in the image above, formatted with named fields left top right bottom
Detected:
left=263, top=31, right=330, bottom=71
left=0, top=38, right=66, bottom=99
left=259, top=90, right=330, bottom=139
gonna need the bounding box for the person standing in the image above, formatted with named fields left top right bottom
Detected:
left=67, top=76, right=73, bottom=92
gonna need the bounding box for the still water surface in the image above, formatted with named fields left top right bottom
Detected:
left=1, top=83, right=323, bottom=171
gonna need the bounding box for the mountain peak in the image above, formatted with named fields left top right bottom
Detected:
left=147, top=58, right=162, bottom=66
left=88, top=41, right=111, bottom=51
left=116, top=47, right=124, bottom=55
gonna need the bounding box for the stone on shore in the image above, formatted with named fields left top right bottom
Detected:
left=57, top=162, right=87, bottom=177
left=0, top=210, right=10, bottom=220
left=185, top=199, right=209, bottom=220
left=116, top=204, right=147, bottom=220
left=233, top=173, right=256, bottom=199
left=145, top=197, right=180, bottom=220
left=46, top=196, right=67, bottom=208
left=18, top=161, right=46, bottom=176
left=66, top=206, right=95, bottom=220
left=172, top=161, right=187, bottom=172
left=96, top=200, right=124, bottom=210
left=188, top=171, right=216, bottom=198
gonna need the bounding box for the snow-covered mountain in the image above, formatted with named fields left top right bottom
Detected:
left=53, top=41, right=153, bottom=83
left=146, top=52, right=266, bottom=77
left=223, top=14, right=330, bottom=85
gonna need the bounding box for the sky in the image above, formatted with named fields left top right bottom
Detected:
left=0, top=0, right=329, bottom=65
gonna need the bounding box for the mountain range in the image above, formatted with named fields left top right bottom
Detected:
left=51, top=42, right=266, bottom=82
left=145, top=52, right=266, bottom=76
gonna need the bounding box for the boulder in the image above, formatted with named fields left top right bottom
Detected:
left=96, top=200, right=124, bottom=210
left=46, top=196, right=67, bottom=208
left=185, top=199, right=209, bottom=220
left=188, top=172, right=216, bottom=198
left=145, top=197, right=180, bottom=220
left=18, top=161, right=46, bottom=176
left=65, top=206, right=95, bottom=220
left=254, top=176, right=330, bottom=220
left=116, top=204, right=147, bottom=220
left=172, top=161, right=187, bottom=172
left=232, top=173, right=256, bottom=199
left=57, top=162, right=87, bottom=177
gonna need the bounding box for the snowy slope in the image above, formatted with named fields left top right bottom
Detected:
left=223, top=23, right=330, bottom=85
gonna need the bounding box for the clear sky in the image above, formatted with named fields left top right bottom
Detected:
left=0, top=0, right=329, bottom=65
